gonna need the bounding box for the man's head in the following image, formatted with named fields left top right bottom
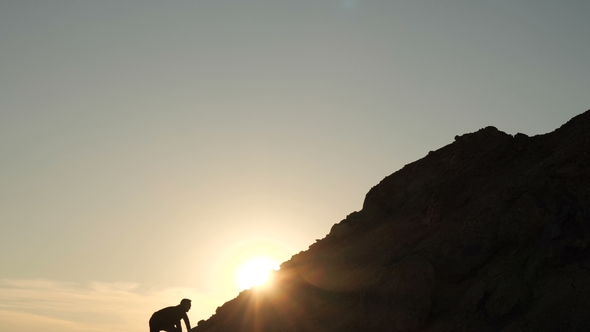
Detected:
left=180, top=298, right=192, bottom=312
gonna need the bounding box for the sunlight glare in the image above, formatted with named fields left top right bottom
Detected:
left=236, top=257, right=279, bottom=290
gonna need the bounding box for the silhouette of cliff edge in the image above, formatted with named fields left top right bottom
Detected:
left=193, top=109, right=590, bottom=332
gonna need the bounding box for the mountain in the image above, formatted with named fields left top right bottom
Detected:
left=193, top=110, right=590, bottom=332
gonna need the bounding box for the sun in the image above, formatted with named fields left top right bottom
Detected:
left=235, top=256, right=279, bottom=290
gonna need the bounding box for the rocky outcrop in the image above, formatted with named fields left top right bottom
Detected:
left=193, top=110, right=590, bottom=332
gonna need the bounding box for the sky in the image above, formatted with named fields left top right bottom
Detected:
left=1, top=1, right=589, bottom=331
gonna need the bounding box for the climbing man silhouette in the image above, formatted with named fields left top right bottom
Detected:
left=149, top=298, right=192, bottom=332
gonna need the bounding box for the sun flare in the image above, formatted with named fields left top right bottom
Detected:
left=236, top=257, right=279, bottom=290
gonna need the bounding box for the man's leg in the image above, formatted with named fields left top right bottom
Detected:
left=159, top=324, right=180, bottom=332
left=149, top=322, right=160, bottom=332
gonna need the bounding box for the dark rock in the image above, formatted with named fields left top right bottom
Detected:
left=484, top=277, right=529, bottom=320
left=367, top=256, right=435, bottom=331
left=459, top=279, right=489, bottom=313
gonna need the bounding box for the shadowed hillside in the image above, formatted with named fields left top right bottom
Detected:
left=193, top=110, right=590, bottom=332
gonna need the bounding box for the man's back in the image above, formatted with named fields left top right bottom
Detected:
left=150, top=305, right=185, bottom=325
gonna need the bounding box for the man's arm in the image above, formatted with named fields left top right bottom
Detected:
left=183, top=312, right=191, bottom=331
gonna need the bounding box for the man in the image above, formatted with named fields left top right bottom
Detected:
left=149, top=298, right=192, bottom=332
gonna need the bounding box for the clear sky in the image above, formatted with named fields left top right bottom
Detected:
left=1, top=1, right=589, bottom=331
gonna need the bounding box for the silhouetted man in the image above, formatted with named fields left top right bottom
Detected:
left=149, top=298, right=192, bottom=332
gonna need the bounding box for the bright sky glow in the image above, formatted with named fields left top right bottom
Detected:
left=235, top=257, right=280, bottom=290
left=1, top=1, right=589, bottom=331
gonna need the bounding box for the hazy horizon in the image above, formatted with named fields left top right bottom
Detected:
left=1, top=1, right=589, bottom=331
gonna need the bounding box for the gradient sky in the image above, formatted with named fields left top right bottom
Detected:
left=1, top=1, right=589, bottom=331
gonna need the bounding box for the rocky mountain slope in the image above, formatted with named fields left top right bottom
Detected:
left=193, top=110, right=590, bottom=332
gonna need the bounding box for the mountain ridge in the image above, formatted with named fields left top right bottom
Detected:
left=194, top=110, right=590, bottom=332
